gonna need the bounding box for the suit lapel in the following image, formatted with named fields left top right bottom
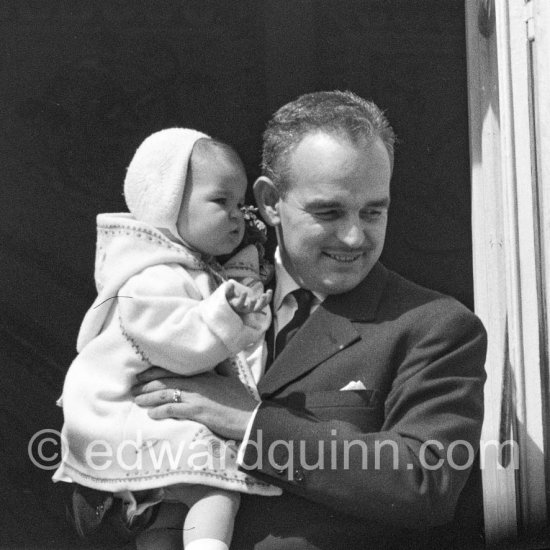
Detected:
left=258, top=262, right=389, bottom=397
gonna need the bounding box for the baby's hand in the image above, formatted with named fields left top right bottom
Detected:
left=226, top=281, right=272, bottom=315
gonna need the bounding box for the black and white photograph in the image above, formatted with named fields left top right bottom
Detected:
left=1, top=1, right=549, bottom=549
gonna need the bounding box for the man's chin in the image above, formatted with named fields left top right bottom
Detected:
left=314, top=273, right=368, bottom=295
left=287, top=259, right=371, bottom=294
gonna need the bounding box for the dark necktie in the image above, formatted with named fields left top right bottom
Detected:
left=274, top=288, right=315, bottom=357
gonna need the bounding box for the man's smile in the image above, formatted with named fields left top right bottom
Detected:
left=323, top=251, right=364, bottom=263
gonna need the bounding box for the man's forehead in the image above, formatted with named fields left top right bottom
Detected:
left=287, top=131, right=389, bottom=176
left=303, top=195, right=390, bottom=208
left=293, top=128, right=375, bottom=152
left=286, top=130, right=388, bottom=172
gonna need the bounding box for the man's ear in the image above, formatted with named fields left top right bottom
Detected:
left=253, top=176, right=281, bottom=226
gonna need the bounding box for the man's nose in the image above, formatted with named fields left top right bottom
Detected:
left=337, top=217, right=367, bottom=247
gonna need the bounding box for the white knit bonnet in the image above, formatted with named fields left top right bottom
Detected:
left=124, top=128, right=210, bottom=241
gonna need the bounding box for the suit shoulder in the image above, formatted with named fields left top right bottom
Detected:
left=380, top=266, right=486, bottom=334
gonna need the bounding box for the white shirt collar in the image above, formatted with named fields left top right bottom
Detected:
left=273, top=247, right=326, bottom=312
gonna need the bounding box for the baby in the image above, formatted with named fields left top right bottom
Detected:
left=53, top=128, right=280, bottom=550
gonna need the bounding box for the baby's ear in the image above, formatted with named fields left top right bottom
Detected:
left=253, top=177, right=281, bottom=226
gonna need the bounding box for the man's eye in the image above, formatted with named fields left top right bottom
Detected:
left=363, top=210, right=386, bottom=222
left=213, top=198, right=227, bottom=205
left=314, top=210, right=339, bottom=220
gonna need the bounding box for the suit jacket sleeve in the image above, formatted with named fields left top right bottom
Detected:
left=240, top=299, right=487, bottom=528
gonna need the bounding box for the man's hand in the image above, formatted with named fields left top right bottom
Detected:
left=132, top=367, right=257, bottom=441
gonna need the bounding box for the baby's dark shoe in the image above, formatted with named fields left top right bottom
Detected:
left=66, top=484, right=158, bottom=545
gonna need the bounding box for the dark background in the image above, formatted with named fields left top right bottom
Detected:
left=0, top=1, right=477, bottom=548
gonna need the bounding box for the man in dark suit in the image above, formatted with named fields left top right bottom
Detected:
left=134, top=90, right=487, bottom=549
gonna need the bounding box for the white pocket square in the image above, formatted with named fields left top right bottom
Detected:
left=340, top=380, right=367, bottom=391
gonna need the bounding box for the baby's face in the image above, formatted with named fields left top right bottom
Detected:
left=177, top=153, right=247, bottom=257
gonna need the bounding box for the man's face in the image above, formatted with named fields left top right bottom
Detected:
left=257, top=132, right=391, bottom=295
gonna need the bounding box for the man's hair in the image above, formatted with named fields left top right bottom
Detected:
left=261, top=90, right=396, bottom=195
